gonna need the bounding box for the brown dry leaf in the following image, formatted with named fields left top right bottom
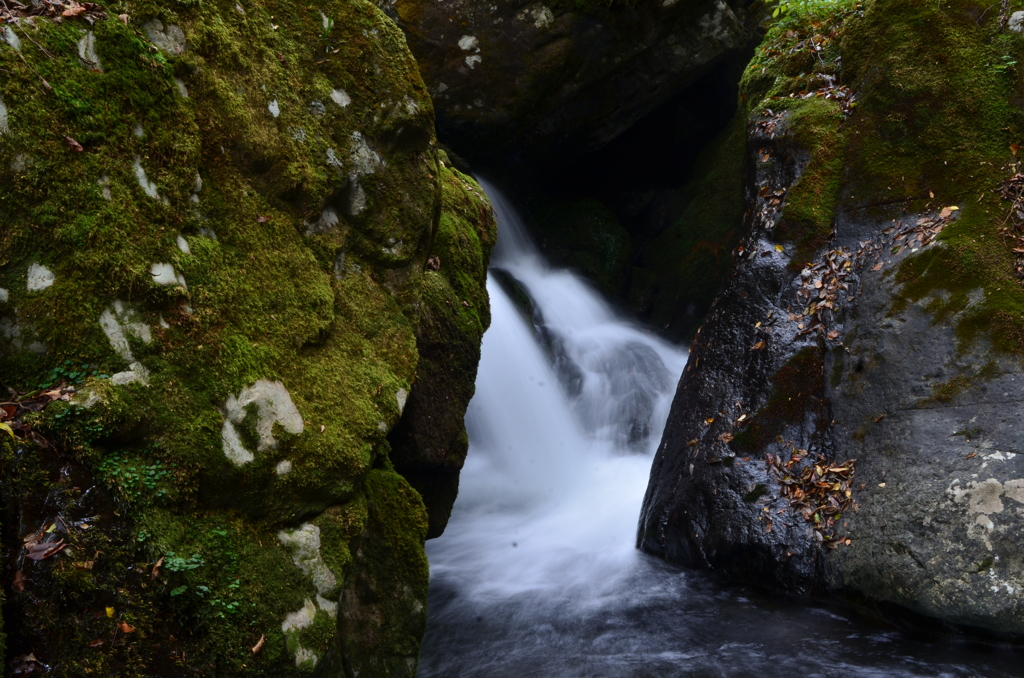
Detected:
left=118, top=622, right=136, bottom=633
left=74, top=561, right=95, bottom=570
left=873, top=414, right=886, bottom=423
left=62, top=2, right=86, bottom=16
left=256, top=216, right=269, bottom=223
left=12, top=570, right=26, bottom=592
left=1013, top=143, right=1021, bottom=156
left=718, top=432, right=734, bottom=443
left=928, top=191, right=935, bottom=199
left=151, top=555, right=164, bottom=580
left=750, top=341, right=766, bottom=351
left=687, top=438, right=699, bottom=447
left=826, top=330, right=840, bottom=340
left=871, top=262, right=883, bottom=271
left=88, top=639, right=104, bottom=648
left=25, top=539, right=65, bottom=561
left=64, top=136, right=84, bottom=152
left=251, top=633, right=266, bottom=654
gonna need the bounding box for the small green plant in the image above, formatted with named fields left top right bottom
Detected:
left=97, top=452, right=171, bottom=502
left=993, top=54, right=1018, bottom=74
left=38, top=360, right=108, bottom=389
left=772, top=0, right=844, bottom=19
left=163, top=552, right=206, bottom=572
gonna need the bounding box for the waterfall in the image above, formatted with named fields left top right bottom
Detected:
left=417, top=181, right=1024, bottom=678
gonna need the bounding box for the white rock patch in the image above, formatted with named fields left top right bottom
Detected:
left=396, top=387, right=408, bottom=414
left=143, top=19, right=186, bottom=55
left=77, top=31, right=102, bottom=71
left=133, top=158, right=160, bottom=200
left=275, top=459, right=293, bottom=475
left=98, top=175, right=111, bottom=200
left=0, top=95, right=8, bottom=134
left=174, top=78, right=189, bottom=99
left=0, top=289, right=8, bottom=303
left=3, top=25, right=21, bottom=52
left=517, top=4, right=554, bottom=29
left=465, top=55, right=482, bottom=69
left=268, top=99, right=280, bottom=117
left=278, top=523, right=338, bottom=596
left=1010, top=10, right=1024, bottom=32
left=458, top=35, right=479, bottom=51
left=26, top=263, right=55, bottom=291
left=99, top=301, right=152, bottom=363
left=346, top=132, right=386, bottom=215
left=149, top=263, right=187, bottom=289
left=133, top=123, right=145, bottom=138
left=330, top=88, right=351, bottom=107
left=221, top=380, right=303, bottom=465
left=176, top=235, right=191, bottom=254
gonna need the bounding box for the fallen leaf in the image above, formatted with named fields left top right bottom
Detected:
left=1013, top=143, right=1021, bottom=156
left=750, top=341, right=766, bottom=350
left=151, top=555, right=164, bottom=580
left=62, top=2, right=86, bottom=16
left=25, top=539, right=65, bottom=561
left=106, top=607, right=115, bottom=618
left=319, top=424, right=325, bottom=433
left=878, top=482, right=886, bottom=488
left=774, top=244, right=784, bottom=252
left=256, top=216, right=269, bottom=223
left=873, top=414, right=886, bottom=422
left=12, top=570, right=26, bottom=592
left=89, top=639, right=104, bottom=648
left=118, top=622, right=136, bottom=633
left=929, top=191, right=935, bottom=199
left=826, top=330, right=840, bottom=340
left=74, top=561, right=95, bottom=570
left=718, top=432, right=734, bottom=443
left=871, top=262, right=883, bottom=271
left=118, top=13, right=129, bottom=24
left=64, top=136, right=84, bottom=152
left=0, top=422, right=14, bottom=439
left=251, top=633, right=266, bottom=654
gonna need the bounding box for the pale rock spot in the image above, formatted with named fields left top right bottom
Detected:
left=458, top=35, right=479, bottom=51
left=174, top=78, right=189, bottom=99
left=275, top=459, right=293, bottom=475
left=349, top=132, right=384, bottom=176
left=77, top=31, right=102, bottom=71
left=277, top=523, right=337, bottom=596
left=305, top=207, right=339, bottom=235
left=517, top=4, right=554, bottom=29
left=378, top=420, right=388, bottom=432
left=142, top=19, right=186, bottom=55
left=404, top=95, right=419, bottom=115
left=199, top=227, right=218, bottom=240
left=268, top=99, right=280, bottom=118
left=0, top=317, right=39, bottom=353
left=133, top=158, right=160, bottom=200
left=176, top=235, right=191, bottom=254
left=235, top=3, right=245, bottom=14
left=3, top=25, right=21, bottom=52
left=321, top=12, right=331, bottom=29
left=158, top=315, right=170, bottom=329
left=1011, top=11, right=1024, bottom=32
left=326, top=148, right=344, bottom=176
left=133, top=123, right=144, bottom=138
left=193, top=173, right=203, bottom=192
left=99, top=301, right=152, bottom=363
left=11, top=154, right=29, bottom=172
left=436, top=82, right=449, bottom=93
left=315, top=594, right=338, bottom=617
left=0, top=289, right=8, bottom=303
left=309, top=100, right=326, bottom=116
left=111, top=362, right=150, bottom=385
left=282, top=599, right=317, bottom=633
left=970, top=478, right=1004, bottom=515
left=663, top=0, right=679, bottom=5
left=465, top=55, right=482, bottom=69
left=0, top=95, right=8, bottom=134
left=221, top=380, right=304, bottom=465
left=98, top=175, right=111, bottom=200
left=330, top=88, right=351, bottom=107
left=348, top=181, right=367, bottom=215
left=396, top=388, right=408, bottom=414
left=149, top=263, right=187, bottom=289
left=26, top=263, right=55, bottom=291
left=291, top=127, right=306, bottom=142
left=221, top=420, right=254, bottom=465
left=293, top=646, right=318, bottom=669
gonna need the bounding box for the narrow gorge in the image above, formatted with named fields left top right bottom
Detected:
left=2, top=0, right=1024, bottom=675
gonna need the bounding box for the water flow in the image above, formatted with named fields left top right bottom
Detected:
left=419, top=182, right=1024, bottom=678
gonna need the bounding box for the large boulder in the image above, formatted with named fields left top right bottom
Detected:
left=0, top=0, right=492, bottom=674
left=373, top=0, right=751, bottom=163
left=639, top=0, right=1024, bottom=636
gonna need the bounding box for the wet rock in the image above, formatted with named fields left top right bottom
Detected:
left=376, top=0, right=752, bottom=164
left=640, top=0, right=1024, bottom=637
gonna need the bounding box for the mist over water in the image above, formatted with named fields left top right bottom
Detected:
left=417, top=181, right=1024, bottom=678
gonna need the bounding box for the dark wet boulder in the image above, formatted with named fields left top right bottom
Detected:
left=373, top=0, right=752, bottom=164
left=639, top=0, right=1024, bottom=637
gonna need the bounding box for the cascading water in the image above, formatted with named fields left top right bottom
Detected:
left=417, top=181, right=1024, bottom=678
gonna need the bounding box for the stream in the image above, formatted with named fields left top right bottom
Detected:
left=416, top=181, right=1024, bottom=678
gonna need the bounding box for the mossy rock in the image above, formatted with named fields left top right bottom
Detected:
left=0, top=0, right=492, bottom=673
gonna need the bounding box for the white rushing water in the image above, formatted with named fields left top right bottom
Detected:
left=419, top=180, right=1024, bottom=678
left=427, top=177, right=687, bottom=607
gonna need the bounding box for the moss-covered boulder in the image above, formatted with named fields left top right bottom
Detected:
left=0, top=0, right=493, bottom=672
left=373, top=0, right=751, bottom=164
left=639, top=0, right=1024, bottom=637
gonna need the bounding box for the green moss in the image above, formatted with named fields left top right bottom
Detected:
left=0, top=0, right=461, bottom=672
